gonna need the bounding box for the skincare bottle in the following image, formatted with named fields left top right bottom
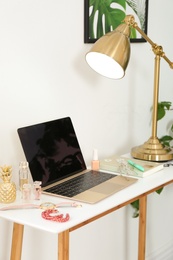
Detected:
left=19, top=161, right=29, bottom=191
left=91, top=149, right=100, bottom=171
left=22, top=183, right=31, bottom=201
left=33, top=181, right=42, bottom=200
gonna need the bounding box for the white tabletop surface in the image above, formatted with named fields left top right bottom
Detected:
left=0, top=166, right=172, bottom=234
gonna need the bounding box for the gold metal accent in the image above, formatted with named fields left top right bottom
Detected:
left=86, top=23, right=131, bottom=79
left=86, top=14, right=173, bottom=162
left=125, top=15, right=173, bottom=161
left=131, top=137, right=173, bottom=161
left=0, top=166, right=16, bottom=203
left=40, top=202, right=56, bottom=210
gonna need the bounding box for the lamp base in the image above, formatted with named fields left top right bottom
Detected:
left=131, top=137, right=173, bottom=162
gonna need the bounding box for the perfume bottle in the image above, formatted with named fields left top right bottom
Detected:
left=22, top=183, right=31, bottom=201
left=91, top=149, right=100, bottom=171
left=19, top=161, right=29, bottom=191
left=33, top=181, right=42, bottom=200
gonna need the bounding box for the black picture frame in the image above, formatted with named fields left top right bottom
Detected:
left=84, top=0, right=149, bottom=43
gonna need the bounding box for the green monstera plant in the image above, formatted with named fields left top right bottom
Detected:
left=131, top=101, right=173, bottom=218
left=88, top=0, right=147, bottom=40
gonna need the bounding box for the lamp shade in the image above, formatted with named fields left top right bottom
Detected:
left=86, top=24, right=131, bottom=79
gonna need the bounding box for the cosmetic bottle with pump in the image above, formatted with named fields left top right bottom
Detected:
left=91, top=149, right=100, bottom=171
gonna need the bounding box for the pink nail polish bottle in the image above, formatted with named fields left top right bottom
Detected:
left=91, top=149, right=100, bottom=171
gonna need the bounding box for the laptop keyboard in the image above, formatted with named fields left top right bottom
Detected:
left=44, top=170, right=116, bottom=197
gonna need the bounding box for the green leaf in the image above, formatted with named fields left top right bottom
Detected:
left=88, top=0, right=128, bottom=40
left=157, top=104, right=166, bottom=121
left=130, top=27, right=137, bottom=38
left=131, top=200, right=139, bottom=218
left=159, top=135, right=173, bottom=148
left=159, top=101, right=172, bottom=110
left=131, top=199, right=139, bottom=210
left=160, top=135, right=173, bottom=142
left=171, top=124, right=173, bottom=132
left=156, top=188, right=163, bottom=194
left=157, top=101, right=172, bottom=121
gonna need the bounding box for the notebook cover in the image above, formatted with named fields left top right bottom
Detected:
left=100, top=155, right=164, bottom=178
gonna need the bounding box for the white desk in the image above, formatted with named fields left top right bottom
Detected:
left=0, top=166, right=173, bottom=260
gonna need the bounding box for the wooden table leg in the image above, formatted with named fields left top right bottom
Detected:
left=138, top=196, right=147, bottom=260
left=10, top=222, right=24, bottom=260
left=58, top=230, right=70, bottom=260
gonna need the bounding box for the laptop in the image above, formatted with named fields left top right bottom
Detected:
left=17, top=117, right=137, bottom=203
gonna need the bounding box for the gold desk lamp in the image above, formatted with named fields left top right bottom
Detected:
left=86, top=15, right=173, bottom=162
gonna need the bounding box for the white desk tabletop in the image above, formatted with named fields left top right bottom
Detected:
left=0, top=166, right=172, bottom=234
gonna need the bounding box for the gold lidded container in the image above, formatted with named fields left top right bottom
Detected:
left=0, top=165, right=16, bottom=203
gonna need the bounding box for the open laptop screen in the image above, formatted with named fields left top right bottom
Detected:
left=17, top=117, right=86, bottom=187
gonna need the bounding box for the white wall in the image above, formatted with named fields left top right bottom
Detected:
left=0, top=0, right=173, bottom=259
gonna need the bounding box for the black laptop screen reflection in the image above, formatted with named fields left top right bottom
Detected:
left=18, top=117, right=86, bottom=187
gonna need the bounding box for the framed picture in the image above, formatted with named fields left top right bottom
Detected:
left=84, top=0, right=149, bottom=43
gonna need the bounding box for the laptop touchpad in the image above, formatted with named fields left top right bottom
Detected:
left=90, top=182, right=124, bottom=194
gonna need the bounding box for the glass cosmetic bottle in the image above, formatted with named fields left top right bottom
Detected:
left=22, top=183, right=31, bottom=201
left=19, top=161, right=29, bottom=191
left=33, top=181, right=42, bottom=200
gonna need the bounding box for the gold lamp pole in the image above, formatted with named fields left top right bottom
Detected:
left=86, top=15, right=173, bottom=162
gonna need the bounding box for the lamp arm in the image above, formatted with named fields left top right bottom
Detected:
left=124, top=15, right=173, bottom=69
left=124, top=15, right=173, bottom=160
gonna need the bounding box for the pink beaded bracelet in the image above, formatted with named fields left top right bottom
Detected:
left=41, top=209, right=70, bottom=223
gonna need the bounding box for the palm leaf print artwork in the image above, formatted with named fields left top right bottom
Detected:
left=84, top=0, right=148, bottom=43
